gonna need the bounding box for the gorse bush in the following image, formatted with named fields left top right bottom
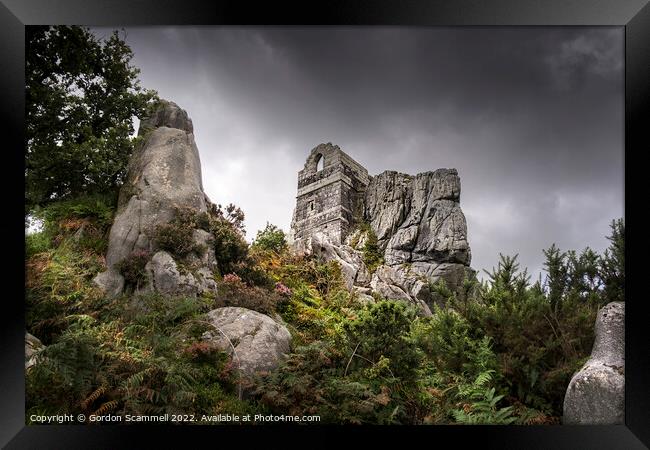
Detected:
left=412, top=308, right=498, bottom=377
left=438, top=251, right=603, bottom=415
left=600, top=219, right=625, bottom=304
left=342, top=301, right=421, bottom=382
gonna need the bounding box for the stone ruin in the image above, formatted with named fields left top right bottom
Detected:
left=289, top=143, right=474, bottom=315
left=289, top=143, right=369, bottom=250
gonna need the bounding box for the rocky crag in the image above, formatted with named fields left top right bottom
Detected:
left=93, top=100, right=218, bottom=298
left=93, top=100, right=291, bottom=379
left=290, top=143, right=474, bottom=315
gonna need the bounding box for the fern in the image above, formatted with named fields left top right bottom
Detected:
left=91, top=400, right=118, bottom=417
left=451, top=370, right=516, bottom=425
left=81, top=385, right=106, bottom=410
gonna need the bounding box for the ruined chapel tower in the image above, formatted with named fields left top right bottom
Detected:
left=289, top=143, right=369, bottom=250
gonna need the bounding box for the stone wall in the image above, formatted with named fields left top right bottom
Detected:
left=290, top=143, right=370, bottom=249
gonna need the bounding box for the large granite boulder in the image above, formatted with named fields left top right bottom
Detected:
left=563, top=302, right=625, bottom=425
left=93, top=100, right=217, bottom=297
left=202, top=307, right=292, bottom=379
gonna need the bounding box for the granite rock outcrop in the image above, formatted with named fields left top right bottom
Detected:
left=290, top=144, right=474, bottom=314
left=93, top=100, right=217, bottom=297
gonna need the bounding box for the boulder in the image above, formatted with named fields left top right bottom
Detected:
left=187, top=229, right=218, bottom=270
left=202, top=307, right=292, bottom=379
left=25, top=332, right=44, bottom=370
left=310, top=232, right=371, bottom=290
left=139, top=100, right=194, bottom=134
left=352, top=286, right=375, bottom=302
left=563, top=302, right=625, bottom=425
left=370, top=262, right=473, bottom=315
left=142, top=251, right=217, bottom=297
left=363, top=171, right=413, bottom=246
left=93, top=100, right=216, bottom=297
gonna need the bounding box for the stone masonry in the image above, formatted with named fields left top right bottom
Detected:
left=289, top=143, right=473, bottom=315
left=289, top=143, right=370, bottom=250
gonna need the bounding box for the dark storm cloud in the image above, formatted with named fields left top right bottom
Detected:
left=92, top=26, right=623, bottom=281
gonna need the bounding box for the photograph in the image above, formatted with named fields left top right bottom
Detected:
left=23, top=25, right=626, bottom=428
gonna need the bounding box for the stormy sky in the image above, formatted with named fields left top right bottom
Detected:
left=91, top=26, right=624, bottom=282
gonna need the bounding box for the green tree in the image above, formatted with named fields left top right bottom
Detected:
left=600, top=218, right=625, bottom=303
left=542, top=245, right=568, bottom=310
left=251, top=222, right=287, bottom=253
left=485, top=253, right=530, bottom=297
left=26, top=26, right=157, bottom=211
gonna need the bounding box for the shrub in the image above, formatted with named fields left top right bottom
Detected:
left=231, top=258, right=274, bottom=288
left=252, top=222, right=288, bottom=254
left=28, top=193, right=116, bottom=255
left=26, top=231, right=52, bottom=258
left=213, top=273, right=282, bottom=315
left=182, top=341, right=222, bottom=364
left=349, top=222, right=384, bottom=273
left=361, top=227, right=384, bottom=273
left=600, top=218, right=624, bottom=303
left=210, top=218, right=249, bottom=274
left=438, top=253, right=600, bottom=416
left=343, top=301, right=421, bottom=382
left=275, top=282, right=292, bottom=297
left=32, top=193, right=117, bottom=233
left=153, top=221, right=203, bottom=259
left=412, top=308, right=498, bottom=377
left=116, top=249, right=151, bottom=288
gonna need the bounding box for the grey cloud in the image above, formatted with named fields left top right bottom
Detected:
left=92, top=26, right=624, bottom=282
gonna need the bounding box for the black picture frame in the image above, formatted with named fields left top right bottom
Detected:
left=2, top=1, right=648, bottom=448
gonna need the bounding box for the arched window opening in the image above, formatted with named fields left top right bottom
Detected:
left=316, top=154, right=324, bottom=172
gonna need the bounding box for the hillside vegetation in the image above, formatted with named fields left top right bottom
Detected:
left=25, top=194, right=624, bottom=424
